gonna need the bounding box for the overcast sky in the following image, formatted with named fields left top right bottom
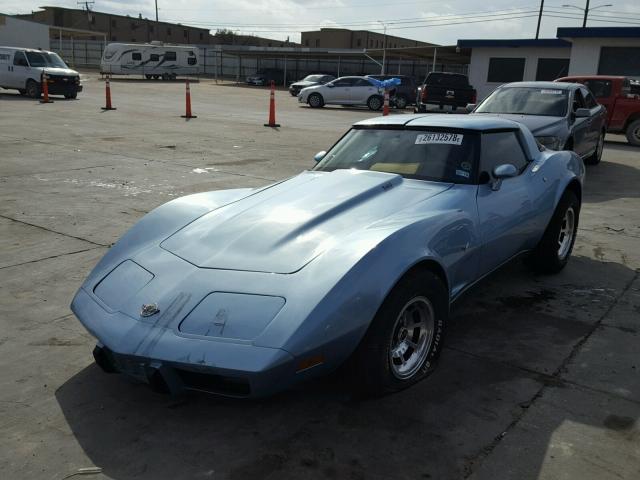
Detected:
left=4, top=0, right=640, bottom=44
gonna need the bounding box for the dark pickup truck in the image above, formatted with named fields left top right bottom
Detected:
left=556, top=75, right=640, bottom=146
left=415, top=72, right=476, bottom=112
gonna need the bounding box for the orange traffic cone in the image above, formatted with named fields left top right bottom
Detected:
left=101, top=75, right=116, bottom=110
left=39, top=73, right=53, bottom=103
left=181, top=79, right=197, bottom=119
left=264, top=80, right=280, bottom=128
left=383, top=89, right=390, bottom=116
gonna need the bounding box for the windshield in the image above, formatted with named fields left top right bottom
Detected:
left=314, top=128, right=478, bottom=184
left=25, top=51, right=68, bottom=68
left=476, top=87, right=569, bottom=117
left=44, top=53, right=68, bottom=68
left=304, top=75, right=325, bottom=82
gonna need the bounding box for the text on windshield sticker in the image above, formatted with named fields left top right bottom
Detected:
left=540, top=89, right=563, bottom=95
left=415, top=133, right=463, bottom=145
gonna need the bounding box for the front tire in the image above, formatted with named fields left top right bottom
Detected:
left=26, top=79, right=40, bottom=99
left=528, top=190, right=580, bottom=274
left=585, top=131, right=604, bottom=165
left=308, top=93, right=324, bottom=108
left=64, top=92, right=78, bottom=99
left=349, top=270, right=447, bottom=396
left=626, top=119, right=640, bottom=146
left=367, top=95, right=383, bottom=111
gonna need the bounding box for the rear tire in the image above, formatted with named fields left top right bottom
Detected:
left=527, top=190, right=580, bottom=274
left=585, top=131, right=604, bottom=165
left=367, top=95, right=383, bottom=111
left=394, top=94, right=408, bottom=109
left=626, top=119, right=640, bottom=146
left=145, top=74, right=153, bottom=80
left=308, top=93, right=324, bottom=108
left=64, top=93, right=77, bottom=99
left=25, top=79, right=40, bottom=99
left=349, top=270, right=447, bottom=396
left=18, top=89, right=26, bottom=96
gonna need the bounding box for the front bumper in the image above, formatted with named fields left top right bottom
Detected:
left=71, top=287, right=298, bottom=397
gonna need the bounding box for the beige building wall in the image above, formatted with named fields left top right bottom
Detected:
left=301, top=28, right=430, bottom=49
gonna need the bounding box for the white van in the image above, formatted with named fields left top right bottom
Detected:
left=0, top=46, right=82, bottom=98
left=100, top=42, right=199, bottom=80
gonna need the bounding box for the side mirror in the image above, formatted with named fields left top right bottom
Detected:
left=491, top=163, right=518, bottom=191
left=326, top=83, right=335, bottom=88
left=466, top=103, right=476, bottom=113
left=574, top=108, right=590, bottom=118
left=314, top=151, right=327, bottom=163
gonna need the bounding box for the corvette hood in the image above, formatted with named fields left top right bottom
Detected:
left=474, top=113, right=566, bottom=135
left=161, top=170, right=450, bottom=274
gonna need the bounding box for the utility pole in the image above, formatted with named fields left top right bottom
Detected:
left=155, top=0, right=159, bottom=22
left=535, top=0, right=545, bottom=39
left=583, top=0, right=590, bottom=27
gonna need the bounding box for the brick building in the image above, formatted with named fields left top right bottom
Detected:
left=16, top=6, right=211, bottom=44
left=301, top=28, right=434, bottom=50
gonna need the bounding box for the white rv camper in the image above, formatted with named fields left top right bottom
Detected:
left=100, top=42, right=199, bottom=79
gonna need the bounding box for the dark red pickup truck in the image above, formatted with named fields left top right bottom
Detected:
left=556, top=76, right=640, bottom=146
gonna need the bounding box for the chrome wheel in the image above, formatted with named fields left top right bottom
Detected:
left=389, top=296, right=435, bottom=379
left=557, top=206, right=575, bottom=260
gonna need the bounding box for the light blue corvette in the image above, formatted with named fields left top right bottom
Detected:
left=71, top=114, right=585, bottom=398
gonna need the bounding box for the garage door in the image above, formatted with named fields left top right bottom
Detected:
left=598, top=47, right=640, bottom=77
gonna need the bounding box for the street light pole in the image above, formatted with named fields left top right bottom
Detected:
left=378, top=20, right=387, bottom=75
left=562, top=2, right=613, bottom=27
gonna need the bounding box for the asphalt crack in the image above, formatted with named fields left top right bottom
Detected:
left=0, top=246, right=105, bottom=270
left=0, top=214, right=109, bottom=247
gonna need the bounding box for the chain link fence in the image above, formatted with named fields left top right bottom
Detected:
left=52, top=39, right=468, bottom=83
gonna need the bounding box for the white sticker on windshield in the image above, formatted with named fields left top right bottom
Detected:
left=540, top=89, right=563, bottom=95
left=455, top=169, right=470, bottom=179
left=415, top=132, right=463, bottom=145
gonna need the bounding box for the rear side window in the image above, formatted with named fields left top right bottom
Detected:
left=188, top=57, right=197, bottom=65
left=165, top=51, right=176, bottom=61
left=583, top=79, right=611, bottom=98
left=355, top=78, right=373, bottom=86
left=480, top=132, right=529, bottom=180
left=132, top=52, right=142, bottom=60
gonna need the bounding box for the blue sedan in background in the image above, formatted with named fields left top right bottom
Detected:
left=71, top=115, right=585, bottom=398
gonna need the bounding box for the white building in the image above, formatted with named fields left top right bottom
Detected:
left=459, top=27, right=640, bottom=101
left=0, top=14, right=50, bottom=50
